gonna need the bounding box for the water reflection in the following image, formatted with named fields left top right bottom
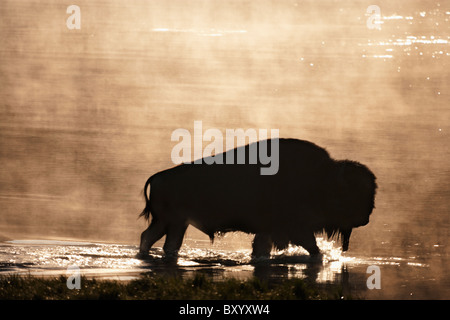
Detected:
left=0, top=237, right=442, bottom=298
left=359, top=7, right=449, bottom=60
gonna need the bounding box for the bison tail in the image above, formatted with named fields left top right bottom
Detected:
left=139, top=176, right=152, bottom=221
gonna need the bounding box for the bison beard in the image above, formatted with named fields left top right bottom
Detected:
left=138, top=138, right=377, bottom=259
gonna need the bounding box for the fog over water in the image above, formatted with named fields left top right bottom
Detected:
left=0, top=0, right=448, bottom=299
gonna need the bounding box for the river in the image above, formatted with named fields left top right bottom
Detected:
left=0, top=0, right=448, bottom=299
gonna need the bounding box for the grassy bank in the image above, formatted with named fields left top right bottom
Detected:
left=0, top=274, right=352, bottom=300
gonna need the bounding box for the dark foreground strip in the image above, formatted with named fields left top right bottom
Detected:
left=0, top=300, right=441, bottom=318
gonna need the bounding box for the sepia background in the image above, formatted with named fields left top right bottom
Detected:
left=0, top=0, right=448, bottom=299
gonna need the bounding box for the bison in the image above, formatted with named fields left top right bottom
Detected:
left=138, top=138, right=377, bottom=259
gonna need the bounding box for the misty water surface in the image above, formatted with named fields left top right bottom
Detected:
left=0, top=0, right=448, bottom=299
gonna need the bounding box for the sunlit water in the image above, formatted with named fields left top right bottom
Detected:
left=0, top=236, right=438, bottom=299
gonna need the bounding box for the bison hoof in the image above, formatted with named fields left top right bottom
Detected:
left=309, top=252, right=323, bottom=262
left=163, top=251, right=179, bottom=261
left=250, top=255, right=271, bottom=263
left=136, top=251, right=148, bottom=259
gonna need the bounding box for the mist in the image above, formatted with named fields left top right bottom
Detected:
left=0, top=0, right=448, bottom=298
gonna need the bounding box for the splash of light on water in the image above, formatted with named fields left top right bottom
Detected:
left=0, top=238, right=431, bottom=284
left=359, top=8, right=449, bottom=60
left=179, top=246, right=252, bottom=266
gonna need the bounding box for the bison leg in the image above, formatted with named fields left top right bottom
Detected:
left=251, top=233, right=273, bottom=258
left=139, top=219, right=166, bottom=255
left=163, top=223, right=188, bottom=257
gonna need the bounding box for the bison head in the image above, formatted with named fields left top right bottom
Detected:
left=324, top=160, right=377, bottom=252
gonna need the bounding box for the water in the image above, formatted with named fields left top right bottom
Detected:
left=0, top=236, right=441, bottom=299
left=0, top=0, right=449, bottom=299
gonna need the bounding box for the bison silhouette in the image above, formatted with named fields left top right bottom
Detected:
left=138, top=138, right=377, bottom=259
